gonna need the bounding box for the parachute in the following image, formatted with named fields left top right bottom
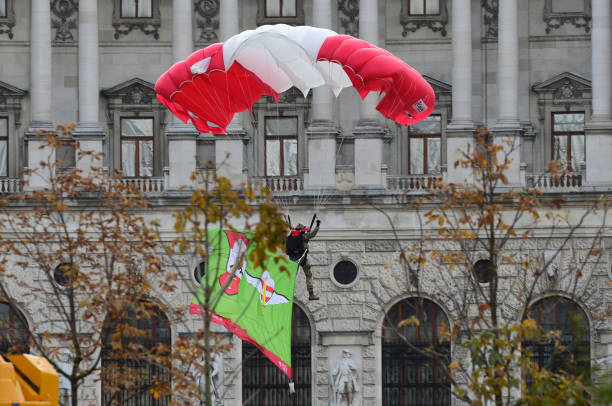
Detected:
left=155, top=24, right=435, bottom=134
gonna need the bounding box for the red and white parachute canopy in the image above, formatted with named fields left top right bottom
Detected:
left=155, top=24, right=435, bottom=134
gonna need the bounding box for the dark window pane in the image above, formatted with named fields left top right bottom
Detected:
left=0, top=0, right=6, bottom=18
left=333, top=261, right=358, bottom=285
left=525, top=297, right=590, bottom=382
left=0, top=302, right=28, bottom=354
left=382, top=298, right=451, bottom=405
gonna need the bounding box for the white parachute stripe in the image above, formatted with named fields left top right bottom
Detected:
left=221, top=24, right=352, bottom=97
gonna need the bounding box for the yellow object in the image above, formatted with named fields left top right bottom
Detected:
left=0, top=354, right=58, bottom=406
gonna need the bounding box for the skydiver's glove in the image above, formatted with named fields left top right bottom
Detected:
left=316, top=220, right=321, bottom=227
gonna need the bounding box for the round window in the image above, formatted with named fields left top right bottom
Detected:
left=333, top=260, right=358, bottom=286
left=53, top=263, right=74, bottom=287
left=193, top=261, right=206, bottom=284
left=472, top=259, right=494, bottom=284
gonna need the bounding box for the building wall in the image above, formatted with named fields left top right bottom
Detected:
left=0, top=1, right=610, bottom=405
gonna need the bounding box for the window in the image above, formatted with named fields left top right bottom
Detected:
left=408, top=115, right=441, bottom=174
left=265, top=117, right=298, bottom=177
left=525, top=297, right=590, bottom=381
left=121, top=118, right=154, bottom=177
left=0, top=302, right=28, bottom=354
left=256, top=0, right=304, bottom=26
left=102, top=303, right=171, bottom=406
left=265, top=0, right=296, bottom=17
left=382, top=298, right=450, bottom=405
left=0, top=118, right=7, bottom=177
left=0, top=0, right=6, bottom=18
left=332, top=260, right=358, bottom=287
left=120, top=0, right=152, bottom=18
left=243, top=305, right=311, bottom=405
left=552, top=112, right=584, bottom=171
left=409, top=0, right=440, bottom=15
left=112, top=0, right=160, bottom=39
left=543, top=0, right=591, bottom=34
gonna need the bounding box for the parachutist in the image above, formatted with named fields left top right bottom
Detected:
left=286, top=219, right=321, bottom=301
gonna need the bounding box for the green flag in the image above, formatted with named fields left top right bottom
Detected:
left=189, top=229, right=298, bottom=378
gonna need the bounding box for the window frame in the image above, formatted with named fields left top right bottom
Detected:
left=119, top=0, right=153, bottom=18
left=112, top=0, right=160, bottom=40
left=264, top=0, right=298, bottom=18
left=408, top=0, right=441, bottom=16
left=120, top=117, right=155, bottom=178
left=256, top=0, right=304, bottom=26
left=264, top=116, right=299, bottom=177
left=525, top=296, right=591, bottom=382
left=400, top=0, right=448, bottom=37
left=407, top=114, right=442, bottom=175
left=0, top=117, right=8, bottom=177
left=242, top=304, right=312, bottom=405
left=551, top=111, right=585, bottom=171
left=101, top=303, right=171, bottom=406
left=382, top=298, right=451, bottom=405
left=0, top=81, right=25, bottom=179
left=0, top=301, right=29, bottom=354
left=0, top=0, right=14, bottom=39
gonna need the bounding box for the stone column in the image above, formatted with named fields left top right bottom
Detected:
left=491, top=0, right=521, bottom=185
left=305, top=0, right=338, bottom=192
left=166, top=0, right=198, bottom=189
left=26, top=0, right=54, bottom=189
left=215, top=0, right=246, bottom=186
left=73, top=0, right=105, bottom=176
left=445, top=0, right=474, bottom=183
left=585, top=0, right=612, bottom=185
left=353, top=0, right=385, bottom=192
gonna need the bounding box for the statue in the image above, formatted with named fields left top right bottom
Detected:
left=196, top=353, right=221, bottom=405
left=330, top=349, right=360, bottom=406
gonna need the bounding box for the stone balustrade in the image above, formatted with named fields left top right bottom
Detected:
left=386, top=174, right=442, bottom=192
left=526, top=172, right=583, bottom=192
left=110, top=177, right=165, bottom=194
left=249, top=176, right=303, bottom=195
left=0, top=178, right=22, bottom=193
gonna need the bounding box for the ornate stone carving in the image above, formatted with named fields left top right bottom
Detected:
left=123, top=85, right=154, bottom=105
left=482, top=0, right=498, bottom=39
left=338, top=0, right=359, bottom=37
left=400, top=0, right=448, bottom=37
left=543, top=0, right=591, bottom=34
left=0, top=0, right=15, bottom=39
left=195, top=0, right=219, bottom=42
left=263, top=87, right=305, bottom=105
left=553, top=79, right=583, bottom=101
left=0, top=80, right=26, bottom=127
left=112, top=0, right=161, bottom=40
left=51, top=0, right=78, bottom=42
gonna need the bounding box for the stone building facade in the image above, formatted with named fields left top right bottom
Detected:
left=0, top=0, right=611, bottom=405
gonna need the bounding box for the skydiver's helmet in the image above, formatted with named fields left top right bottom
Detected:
left=295, top=224, right=306, bottom=230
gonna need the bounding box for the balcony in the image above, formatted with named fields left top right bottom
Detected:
left=248, top=176, right=303, bottom=196
left=0, top=178, right=22, bottom=193
left=526, top=172, right=583, bottom=193
left=386, top=174, right=442, bottom=193
left=109, top=177, right=165, bottom=194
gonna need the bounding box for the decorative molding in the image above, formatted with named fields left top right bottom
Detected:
left=0, top=80, right=26, bottom=127
left=543, top=0, right=591, bottom=34
left=400, top=0, right=448, bottom=37
left=194, top=0, right=219, bottom=43
left=338, top=0, right=359, bottom=37
left=532, top=72, right=592, bottom=109
left=102, top=78, right=163, bottom=114
left=0, top=0, right=15, bottom=39
left=256, top=0, right=305, bottom=26
left=261, top=86, right=309, bottom=106
left=481, top=0, right=498, bottom=39
left=51, top=0, right=78, bottom=43
left=112, top=0, right=161, bottom=40
left=422, top=74, right=452, bottom=111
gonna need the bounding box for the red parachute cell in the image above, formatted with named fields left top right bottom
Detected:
left=155, top=25, right=434, bottom=134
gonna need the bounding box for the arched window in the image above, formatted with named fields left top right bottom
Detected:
left=243, top=304, right=311, bottom=405
left=0, top=301, right=28, bottom=354
left=382, top=298, right=451, bottom=405
left=525, top=296, right=590, bottom=381
left=102, top=302, right=171, bottom=406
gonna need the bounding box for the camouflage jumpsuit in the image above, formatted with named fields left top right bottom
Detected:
left=299, top=223, right=319, bottom=297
